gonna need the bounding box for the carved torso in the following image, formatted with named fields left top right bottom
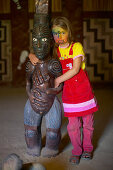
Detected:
left=26, top=58, right=62, bottom=115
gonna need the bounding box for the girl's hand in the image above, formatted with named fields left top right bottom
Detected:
left=29, top=53, right=39, bottom=65
left=54, top=77, right=61, bottom=88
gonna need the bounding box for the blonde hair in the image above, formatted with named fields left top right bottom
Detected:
left=52, top=16, right=74, bottom=58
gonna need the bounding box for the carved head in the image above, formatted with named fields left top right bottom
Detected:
left=32, top=0, right=51, bottom=60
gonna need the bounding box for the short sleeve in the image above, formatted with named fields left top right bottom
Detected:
left=72, top=43, right=85, bottom=61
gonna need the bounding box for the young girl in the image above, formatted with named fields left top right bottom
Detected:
left=29, top=16, right=99, bottom=165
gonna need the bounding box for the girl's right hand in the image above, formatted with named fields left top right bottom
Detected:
left=29, top=53, right=39, bottom=65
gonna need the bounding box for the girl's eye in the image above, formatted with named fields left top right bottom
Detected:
left=53, top=32, right=58, bottom=36
left=33, top=38, right=37, bottom=42
left=42, top=38, right=47, bottom=42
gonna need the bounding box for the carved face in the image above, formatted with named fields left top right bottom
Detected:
left=32, top=24, right=51, bottom=60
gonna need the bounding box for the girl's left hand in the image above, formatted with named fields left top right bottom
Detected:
left=54, top=77, right=61, bottom=88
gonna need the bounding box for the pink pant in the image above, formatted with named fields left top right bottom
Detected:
left=67, top=113, right=94, bottom=156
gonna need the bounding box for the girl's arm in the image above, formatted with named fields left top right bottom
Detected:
left=29, top=53, right=39, bottom=65
left=55, top=56, right=82, bottom=88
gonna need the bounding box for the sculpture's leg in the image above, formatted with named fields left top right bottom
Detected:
left=41, top=128, right=61, bottom=157
left=41, top=97, right=62, bottom=157
left=24, top=99, right=42, bottom=156
left=24, top=126, right=41, bottom=156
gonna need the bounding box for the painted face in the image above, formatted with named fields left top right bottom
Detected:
left=32, top=24, right=51, bottom=60
left=52, top=26, right=68, bottom=45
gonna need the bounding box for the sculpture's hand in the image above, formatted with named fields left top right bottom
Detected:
left=30, top=89, right=48, bottom=108
left=29, top=92, right=35, bottom=103
left=30, top=88, right=54, bottom=115
left=34, top=69, right=50, bottom=86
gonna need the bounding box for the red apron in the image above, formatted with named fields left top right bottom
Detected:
left=57, top=44, right=98, bottom=117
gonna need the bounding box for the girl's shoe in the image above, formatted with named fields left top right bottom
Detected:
left=69, top=155, right=80, bottom=165
left=81, top=151, right=92, bottom=160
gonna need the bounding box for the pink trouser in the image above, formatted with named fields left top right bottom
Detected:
left=67, top=113, right=94, bottom=156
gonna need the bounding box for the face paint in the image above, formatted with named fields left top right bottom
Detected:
left=52, top=26, right=68, bottom=46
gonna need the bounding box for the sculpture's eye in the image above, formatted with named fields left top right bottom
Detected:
left=33, top=38, right=37, bottom=42
left=42, top=38, right=47, bottom=42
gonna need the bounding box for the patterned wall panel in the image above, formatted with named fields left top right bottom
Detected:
left=83, top=18, right=113, bottom=82
left=0, top=20, right=12, bottom=82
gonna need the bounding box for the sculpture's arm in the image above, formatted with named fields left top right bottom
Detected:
left=26, top=61, right=35, bottom=102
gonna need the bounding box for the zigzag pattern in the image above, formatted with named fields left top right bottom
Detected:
left=83, top=18, right=113, bottom=82
left=0, top=20, right=12, bottom=82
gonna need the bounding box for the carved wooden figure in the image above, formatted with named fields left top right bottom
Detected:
left=24, top=0, right=63, bottom=157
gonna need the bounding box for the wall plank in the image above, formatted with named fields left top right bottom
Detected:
left=83, top=0, right=113, bottom=11
left=0, top=0, right=10, bottom=14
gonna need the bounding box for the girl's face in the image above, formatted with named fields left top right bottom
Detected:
left=52, top=25, right=68, bottom=46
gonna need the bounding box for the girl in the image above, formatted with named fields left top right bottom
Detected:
left=29, top=16, right=99, bottom=165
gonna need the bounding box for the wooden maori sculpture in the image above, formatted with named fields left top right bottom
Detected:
left=24, top=0, right=63, bottom=157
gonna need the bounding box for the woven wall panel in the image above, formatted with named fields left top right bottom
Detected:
left=83, top=18, right=113, bottom=82
left=0, top=20, right=12, bottom=82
